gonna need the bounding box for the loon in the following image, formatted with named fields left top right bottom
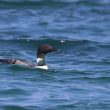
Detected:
left=0, top=44, right=57, bottom=70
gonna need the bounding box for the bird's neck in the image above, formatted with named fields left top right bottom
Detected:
left=37, top=54, right=46, bottom=66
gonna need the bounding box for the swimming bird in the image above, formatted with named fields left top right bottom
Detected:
left=0, top=44, right=57, bottom=70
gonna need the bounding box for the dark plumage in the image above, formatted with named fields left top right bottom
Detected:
left=0, top=44, right=57, bottom=69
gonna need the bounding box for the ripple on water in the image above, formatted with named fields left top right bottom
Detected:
left=0, top=0, right=110, bottom=109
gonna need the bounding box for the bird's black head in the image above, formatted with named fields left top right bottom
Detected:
left=37, top=44, right=57, bottom=58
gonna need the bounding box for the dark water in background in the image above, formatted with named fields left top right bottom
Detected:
left=0, top=0, right=110, bottom=110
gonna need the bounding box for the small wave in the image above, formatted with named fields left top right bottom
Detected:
left=1, top=105, right=42, bottom=110
left=0, top=37, right=109, bottom=53
left=0, top=0, right=109, bottom=9
left=0, top=88, right=27, bottom=95
left=0, top=0, right=70, bottom=9
left=0, top=0, right=76, bottom=4
left=73, top=77, right=110, bottom=84
left=0, top=37, right=101, bottom=45
left=0, top=0, right=109, bottom=4
left=1, top=105, right=29, bottom=110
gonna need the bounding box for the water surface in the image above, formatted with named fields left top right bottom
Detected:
left=0, top=0, right=110, bottom=110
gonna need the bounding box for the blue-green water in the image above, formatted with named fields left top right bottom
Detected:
left=0, top=0, right=110, bottom=110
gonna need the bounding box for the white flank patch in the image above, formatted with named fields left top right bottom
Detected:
left=35, top=65, right=48, bottom=70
